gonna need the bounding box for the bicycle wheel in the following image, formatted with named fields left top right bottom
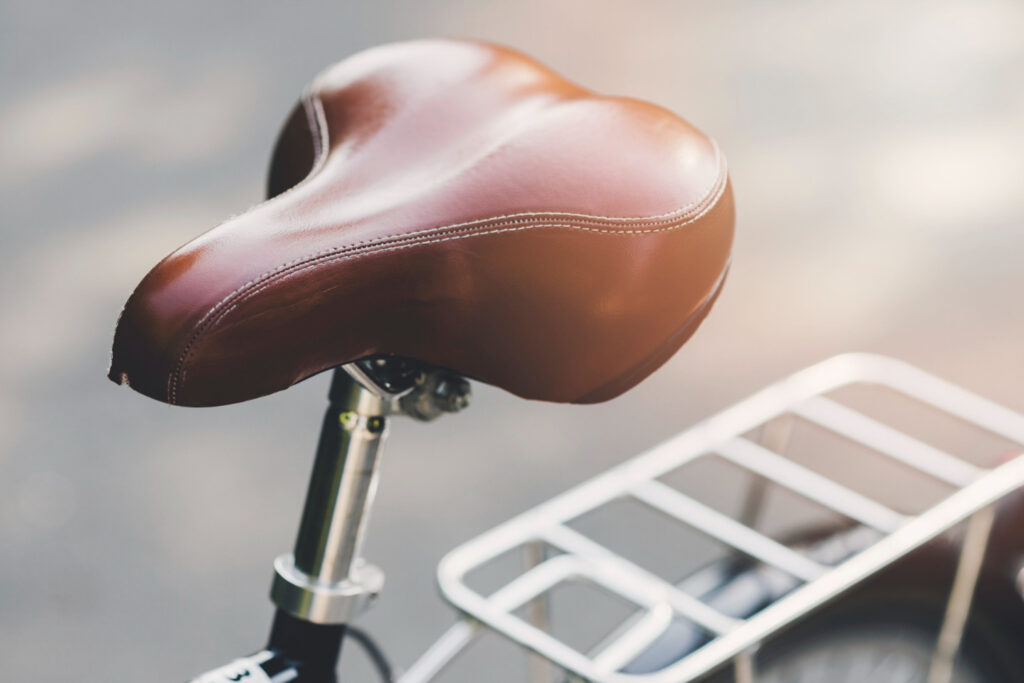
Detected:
left=620, top=524, right=1024, bottom=682
left=745, top=592, right=1021, bottom=683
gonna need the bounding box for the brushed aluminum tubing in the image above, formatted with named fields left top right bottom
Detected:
left=792, top=395, right=983, bottom=487
left=294, top=409, right=386, bottom=585
left=271, top=372, right=390, bottom=624
left=396, top=620, right=480, bottom=683
left=927, top=505, right=996, bottom=683
left=522, top=541, right=554, bottom=683
left=632, top=479, right=826, bottom=582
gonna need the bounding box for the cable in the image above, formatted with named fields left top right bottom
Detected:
left=344, top=626, right=396, bottom=682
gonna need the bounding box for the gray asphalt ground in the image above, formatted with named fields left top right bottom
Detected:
left=2, top=1, right=1023, bottom=681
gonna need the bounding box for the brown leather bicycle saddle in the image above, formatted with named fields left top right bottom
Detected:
left=108, top=40, right=734, bottom=407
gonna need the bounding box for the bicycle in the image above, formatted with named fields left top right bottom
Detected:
left=107, top=40, right=1024, bottom=682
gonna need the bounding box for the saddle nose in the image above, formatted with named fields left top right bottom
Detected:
left=108, top=39, right=734, bottom=407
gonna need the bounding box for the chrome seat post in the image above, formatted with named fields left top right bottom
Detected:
left=271, top=368, right=390, bottom=624
left=261, top=358, right=470, bottom=680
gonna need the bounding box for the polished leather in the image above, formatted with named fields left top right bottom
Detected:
left=108, top=40, right=734, bottom=407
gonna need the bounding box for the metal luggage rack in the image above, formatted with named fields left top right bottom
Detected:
left=400, top=354, right=1024, bottom=683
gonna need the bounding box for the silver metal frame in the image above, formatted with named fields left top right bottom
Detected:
left=400, top=353, right=1024, bottom=682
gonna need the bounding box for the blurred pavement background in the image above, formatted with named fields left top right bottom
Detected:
left=1, top=1, right=1023, bottom=680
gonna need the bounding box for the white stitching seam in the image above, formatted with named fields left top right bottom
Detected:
left=164, top=92, right=329, bottom=400
left=184, top=142, right=725, bottom=316
left=169, top=159, right=729, bottom=403
left=171, top=159, right=729, bottom=402
left=303, top=93, right=326, bottom=164
left=223, top=141, right=723, bottom=273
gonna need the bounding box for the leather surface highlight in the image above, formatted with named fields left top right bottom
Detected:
left=108, top=40, right=735, bottom=406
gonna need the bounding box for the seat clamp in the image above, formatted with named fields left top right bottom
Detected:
left=270, top=552, right=385, bottom=624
